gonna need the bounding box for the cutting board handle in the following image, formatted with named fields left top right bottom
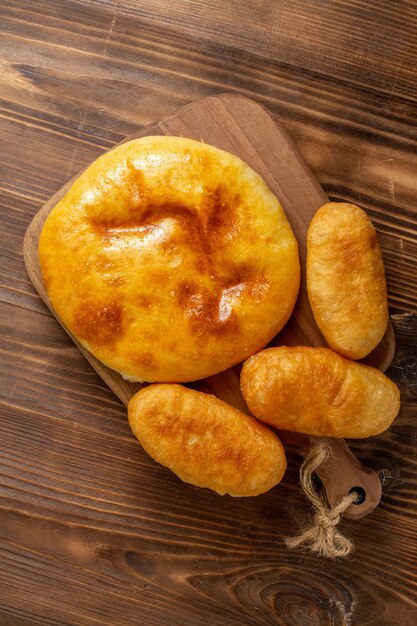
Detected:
left=279, top=431, right=382, bottom=519
left=315, top=438, right=382, bottom=519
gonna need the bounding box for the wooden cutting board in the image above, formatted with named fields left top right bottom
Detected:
left=23, top=93, right=395, bottom=519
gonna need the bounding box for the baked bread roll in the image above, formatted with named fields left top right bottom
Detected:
left=241, top=347, right=400, bottom=438
left=39, top=136, right=300, bottom=382
left=307, top=202, right=388, bottom=359
left=128, top=384, right=287, bottom=496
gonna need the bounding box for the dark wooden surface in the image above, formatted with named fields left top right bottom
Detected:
left=1, top=1, right=416, bottom=625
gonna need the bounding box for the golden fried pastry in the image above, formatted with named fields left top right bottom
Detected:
left=128, top=384, right=287, bottom=496
left=307, top=202, right=388, bottom=359
left=39, top=136, right=300, bottom=382
left=241, top=347, right=400, bottom=438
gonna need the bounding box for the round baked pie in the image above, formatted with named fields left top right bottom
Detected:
left=39, top=136, right=300, bottom=382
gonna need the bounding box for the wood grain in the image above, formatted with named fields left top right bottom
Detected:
left=1, top=1, right=417, bottom=625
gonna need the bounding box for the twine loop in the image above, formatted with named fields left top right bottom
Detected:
left=285, top=438, right=358, bottom=559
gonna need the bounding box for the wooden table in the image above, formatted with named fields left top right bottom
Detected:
left=1, top=1, right=416, bottom=624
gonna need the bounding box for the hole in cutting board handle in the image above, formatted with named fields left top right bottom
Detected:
left=348, top=486, right=366, bottom=505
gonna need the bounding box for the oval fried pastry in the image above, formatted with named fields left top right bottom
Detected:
left=39, top=136, right=300, bottom=383
left=307, top=202, right=388, bottom=359
left=128, top=384, right=287, bottom=496
left=241, top=347, right=400, bottom=438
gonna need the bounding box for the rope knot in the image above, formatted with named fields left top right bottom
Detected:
left=314, top=510, right=340, bottom=529
left=285, top=438, right=356, bottom=559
